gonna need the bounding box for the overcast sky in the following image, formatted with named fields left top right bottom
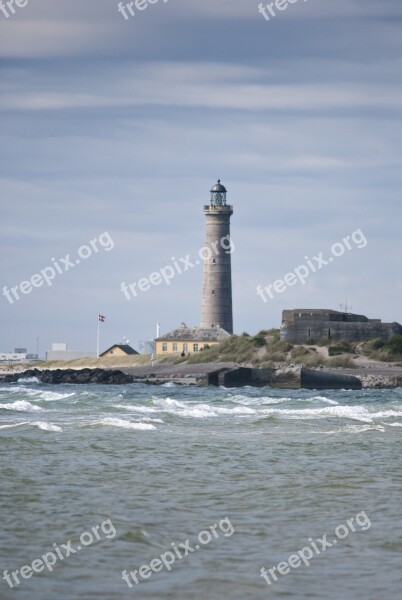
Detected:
left=1, top=0, right=401, bottom=355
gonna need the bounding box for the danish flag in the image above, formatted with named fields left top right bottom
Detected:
left=98, top=314, right=106, bottom=322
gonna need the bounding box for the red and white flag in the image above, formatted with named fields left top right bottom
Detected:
left=98, top=314, right=106, bottom=322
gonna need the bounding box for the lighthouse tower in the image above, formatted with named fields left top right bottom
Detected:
left=200, top=180, right=233, bottom=334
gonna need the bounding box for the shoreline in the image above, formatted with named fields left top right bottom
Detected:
left=1, top=361, right=401, bottom=389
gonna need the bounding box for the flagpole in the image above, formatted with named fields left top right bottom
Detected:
left=97, top=315, right=100, bottom=358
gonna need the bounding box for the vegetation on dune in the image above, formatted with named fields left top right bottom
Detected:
left=290, top=346, right=311, bottom=360
left=328, top=341, right=356, bottom=356
left=386, top=335, right=402, bottom=355
left=325, top=356, right=356, bottom=368
left=163, top=329, right=360, bottom=368
left=34, top=354, right=150, bottom=369
left=289, top=346, right=322, bottom=367
left=187, top=330, right=293, bottom=365
left=28, top=333, right=402, bottom=371
left=188, top=334, right=262, bottom=364
left=362, top=335, right=402, bottom=362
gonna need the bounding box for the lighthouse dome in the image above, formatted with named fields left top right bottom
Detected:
left=210, top=179, right=227, bottom=193
left=210, top=179, right=227, bottom=206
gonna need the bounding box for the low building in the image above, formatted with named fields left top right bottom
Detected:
left=46, top=342, right=96, bottom=361
left=155, top=323, right=231, bottom=355
left=100, top=344, right=139, bottom=358
left=281, top=309, right=402, bottom=344
left=0, top=352, right=28, bottom=362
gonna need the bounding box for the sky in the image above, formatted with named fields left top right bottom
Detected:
left=0, top=0, right=401, bottom=356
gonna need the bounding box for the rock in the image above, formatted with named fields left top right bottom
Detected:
left=5, top=368, right=133, bottom=385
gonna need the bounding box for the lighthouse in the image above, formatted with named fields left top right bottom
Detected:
left=200, top=180, right=234, bottom=334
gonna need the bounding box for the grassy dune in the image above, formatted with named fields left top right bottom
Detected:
left=3, top=332, right=402, bottom=373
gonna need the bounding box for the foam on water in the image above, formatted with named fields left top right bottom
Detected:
left=0, top=386, right=75, bottom=402
left=228, top=394, right=339, bottom=406
left=17, top=376, right=40, bottom=384
left=152, top=397, right=256, bottom=418
left=229, top=394, right=293, bottom=406
left=258, top=405, right=375, bottom=422
left=113, top=404, right=158, bottom=414
left=31, top=421, right=63, bottom=432
left=309, top=395, right=339, bottom=405
left=0, top=422, right=28, bottom=430
left=136, top=397, right=402, bottom=424
left=0, top=400, right=43, bottom=412
left=23, top=388, right=76, bottom=402
left=324, top=424, right=386, bottom=434
left=0, top=382, right=400, bottom=600
left=368, top=409, right=402, bottom=418
left=90, top=417, right=156, bottom=430
left=1, top=384, right=401, bottom=437
left=153, top=397, right=185, bottom=409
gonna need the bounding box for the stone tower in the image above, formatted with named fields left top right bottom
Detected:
left=200, top=180, right=233, bottom=334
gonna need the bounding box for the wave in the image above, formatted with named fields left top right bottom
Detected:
left=0, top=386, right=75, bottom=402
left=265, top=406, right=402, bottom=423
left=152, top=397, right=256, bottom=418
left=323, top=424, right=386, bottom=434
left=17, top=376, right=40, bottom=384
left=0, top=400, right=43, bottom=412
left=143, top=398, right=402, bottom=423
left=113, top=404, right=158, bottom=414
left=0, top=422, right=28, bottom=430
left=227, top=394, right=338, bottom=407
left=259, top=406, right=375, bottom=423
left=309, top=396, right=339, bottom=405
left=89, top=418, right=156, bottom=430
left=31, top=421, right=63, bottom=432
left=229, top=395, right=293, bottom=406
left=35, top=391, right=76, bottom=402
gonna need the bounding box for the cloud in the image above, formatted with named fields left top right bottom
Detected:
left=1, top=61, right=402, bottom=112
left=0, top=0, right=401, bottom=351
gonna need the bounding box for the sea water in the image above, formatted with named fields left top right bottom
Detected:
left=0, top=380, right=401, bottom=599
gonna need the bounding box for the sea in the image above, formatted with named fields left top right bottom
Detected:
left=0, top=378, right=401, bottom=600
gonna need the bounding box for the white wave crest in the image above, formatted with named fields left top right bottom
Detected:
left=148, top=400, right=401, bottom=423
left=0, top=387, right=75, bottom=402
left=0, top=400, right=43, bottom=413
left=229, top=395, right=293, bottom=406
left=260, top=406, right=374, bottom=422
left=17, top=377, right=40, bottom=384
left=91, top=418, right=156, bottom=430
left=153, top=397, right=185, bottom=409
left=322, top=424, right=386, bottom=434
left=309, top=396, right=339, bottom=405
left=153, top=397, right=256, bottom=418
left=0, top=422, right=28, bottom=430
left=37, top=391, right=76, bottom=402
left=113, top=404, right=158, bottom=414
left=31, top=421, right=63, bottom=432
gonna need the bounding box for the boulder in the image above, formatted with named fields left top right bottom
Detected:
left=5, top=368, right=133, bottom=385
